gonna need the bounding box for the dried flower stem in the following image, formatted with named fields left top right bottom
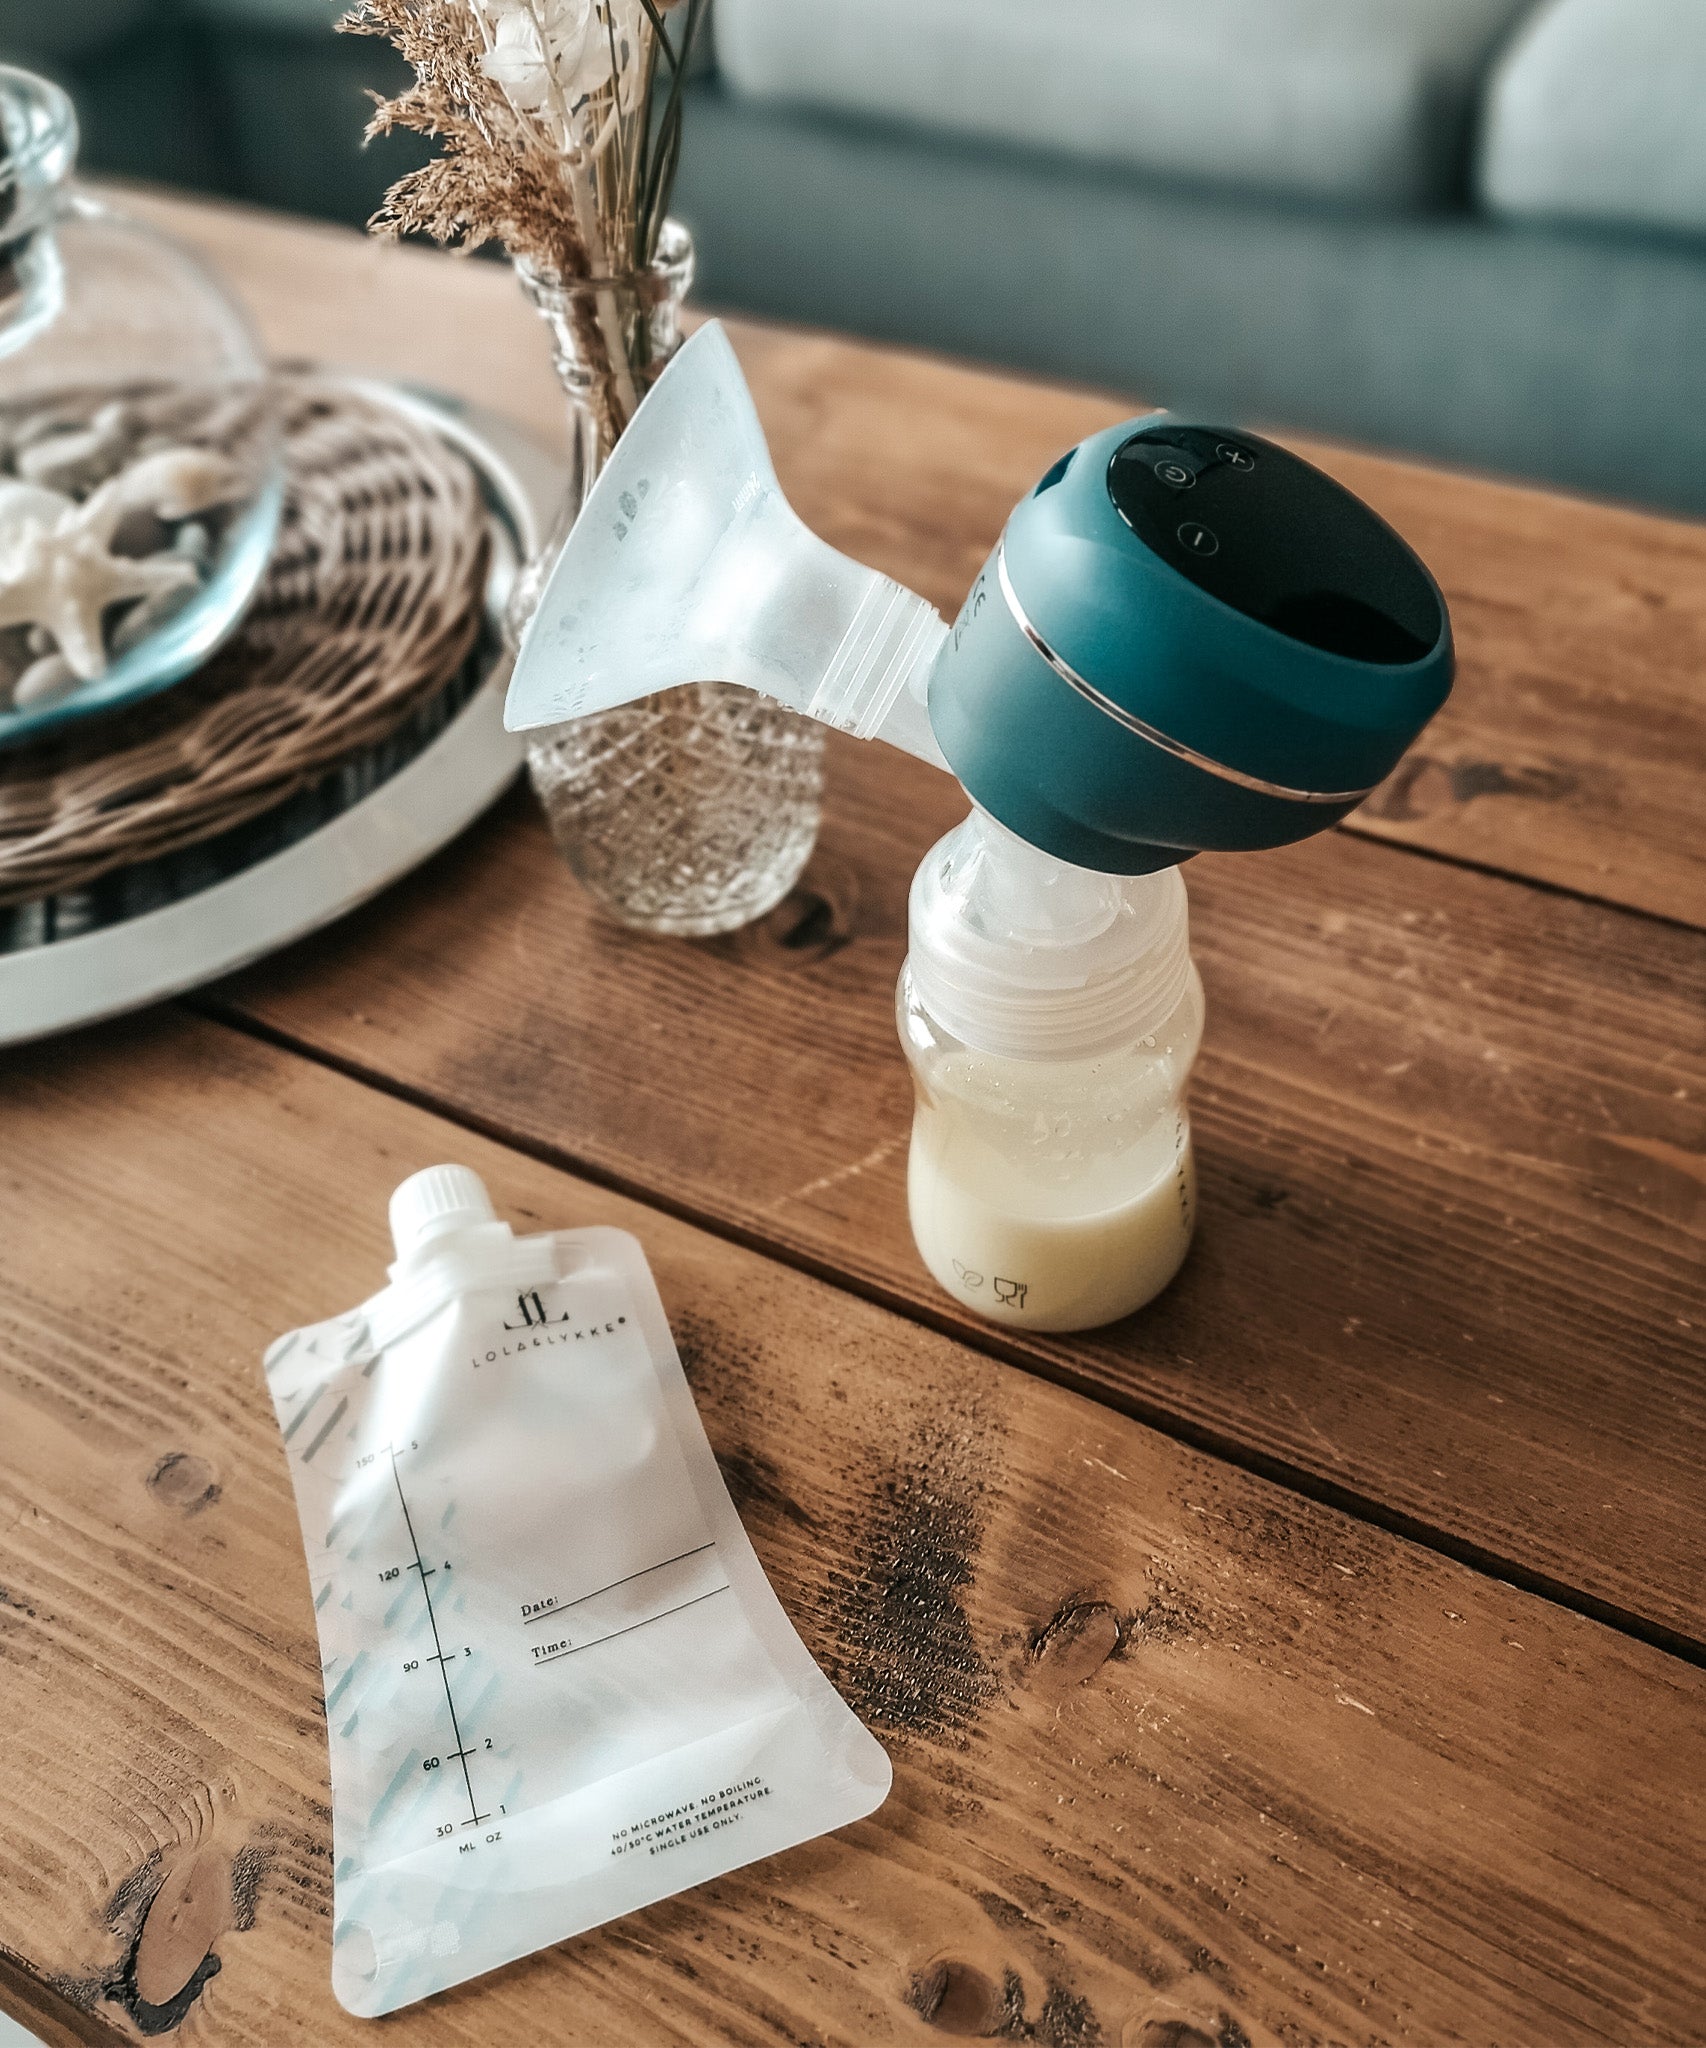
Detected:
left=339, top=0, right=705, bottom=446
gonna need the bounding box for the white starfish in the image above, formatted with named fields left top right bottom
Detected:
left=0, top=474, right=200, bottom=681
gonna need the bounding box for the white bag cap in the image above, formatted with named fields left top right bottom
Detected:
left=388, top=1163, right=499, bottom=1258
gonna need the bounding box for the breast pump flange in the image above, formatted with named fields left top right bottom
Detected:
left=505, top=322, right=1454, bottom=1333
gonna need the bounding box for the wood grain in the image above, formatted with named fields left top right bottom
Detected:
left=126, top=186, right=1706, bottom=929
left=2, top=1015, right=1704, bottom=2047
left=210, top=742, right=1706, bottom=1655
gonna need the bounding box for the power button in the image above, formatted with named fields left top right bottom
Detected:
left=1177, top=521, right=1220, bottom=557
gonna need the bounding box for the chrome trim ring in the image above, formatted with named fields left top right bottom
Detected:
left=994, top=541, right=1376, bottom=807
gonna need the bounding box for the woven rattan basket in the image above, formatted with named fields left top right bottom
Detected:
left=0, top=377, right=491, bottom=910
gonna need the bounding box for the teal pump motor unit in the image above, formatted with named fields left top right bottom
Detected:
left=936, top=418, right=1452, bottom=874
left=502, top=321, right=1454, bottom=876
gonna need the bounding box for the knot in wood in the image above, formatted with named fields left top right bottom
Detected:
left=129, top=1847, right=230, bottom=2023
left=908, top=1957, right=1005, bottom=2035
left=1029, top=1601, right=1121, bottom=1693
left=147, top=1451, right=221, bottom=1512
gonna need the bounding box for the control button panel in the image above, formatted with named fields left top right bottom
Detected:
left=1106, top=424, right=1441, bottom=666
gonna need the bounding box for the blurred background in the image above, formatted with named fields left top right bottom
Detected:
left=7, top=0, right=1704, bottom=515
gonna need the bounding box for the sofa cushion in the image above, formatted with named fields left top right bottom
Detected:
left=0, top=0, right=155, bottom=62
left=1479, top=0, right=1706, bottom=239
left=183, top=0, right=345, bottom=28
left=713, top=0, right=1536, bottom=210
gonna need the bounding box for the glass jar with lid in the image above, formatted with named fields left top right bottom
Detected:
left=0, top=65, right=281, bottom=742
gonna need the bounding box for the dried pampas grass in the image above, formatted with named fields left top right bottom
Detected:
left=341, top=0, right=704, bottom=272
left=340, top=0, right=706, bottom=440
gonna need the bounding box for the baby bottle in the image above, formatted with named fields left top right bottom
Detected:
left=899, top=810, right=1204, bottom=1333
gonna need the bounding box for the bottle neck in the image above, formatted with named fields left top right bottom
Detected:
left=514, top=216, right=694, bottom=466
left=907, top=810, right=1193, bottom=1061
left=505, top=219, right=693, bottom=648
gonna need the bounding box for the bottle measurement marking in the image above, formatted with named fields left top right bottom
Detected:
left=388, top=1444, right=488, bottom=1827
left=521, top=1541, right=718, bottom=1625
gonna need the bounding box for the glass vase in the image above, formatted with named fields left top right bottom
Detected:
left=509, top=221, right=824, bottom=937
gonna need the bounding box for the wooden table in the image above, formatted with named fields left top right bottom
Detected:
left=2, top=192, right=1703, bottom=2048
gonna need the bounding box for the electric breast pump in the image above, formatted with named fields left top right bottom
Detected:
left=505, top=322, right=1453, bottom=1333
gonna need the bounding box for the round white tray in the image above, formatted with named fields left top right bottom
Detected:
left=0, top=382, right=558, bottom=1048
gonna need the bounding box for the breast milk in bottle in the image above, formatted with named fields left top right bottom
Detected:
left=898, top=811, right=1204, bottom=1334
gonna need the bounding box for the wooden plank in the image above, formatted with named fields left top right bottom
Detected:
left=211, top=748, right=1706, bottom=1654
left=1295, top=441, right=1706, bottom=926
left=124, top=187, right=1706, bottom=928
left=2, top=1015, right=1704, bottom=2047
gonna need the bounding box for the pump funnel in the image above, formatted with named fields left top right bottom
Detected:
left=505, top=321, right=948, bottom=767
left=505, top=321, right=1455, bottom=874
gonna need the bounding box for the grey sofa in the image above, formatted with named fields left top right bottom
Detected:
left=11, top=0, right=1706, bottom=516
